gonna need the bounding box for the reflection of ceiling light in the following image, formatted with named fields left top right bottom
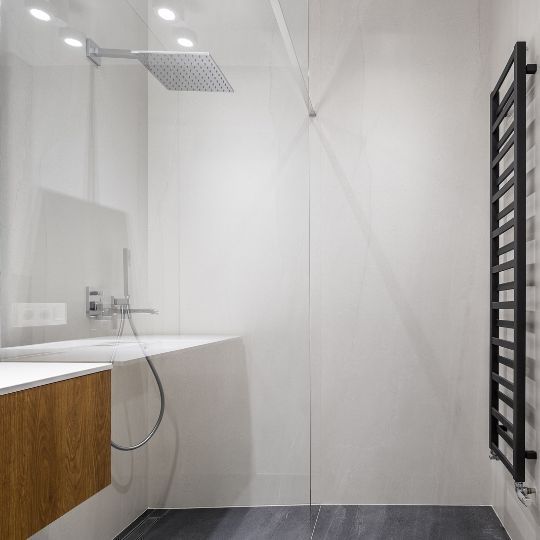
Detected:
left=27, top=0, right=67, bottom=24
left=153, top=0, right=185, bottom=23
left=29, top=7, right=51, bottom=21
left=177, top=29, right=197, bottom=49
left=59, top=28, right=85, bottom=48
left=177, top=37, right=194, bottom=48
left=64, top=37, right=83, bottom=47
left=157, top=7, right=176, bottom=21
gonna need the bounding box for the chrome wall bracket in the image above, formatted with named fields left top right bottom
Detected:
left=86, top=39, right=101, bottom=66
left=86, top=38, right=137, bottom=67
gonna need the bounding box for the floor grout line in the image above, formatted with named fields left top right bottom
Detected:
left=310, top=505, right=322, bottom=540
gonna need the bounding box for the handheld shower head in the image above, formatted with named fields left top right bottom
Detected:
left=86, top=39, right=233, bottom=92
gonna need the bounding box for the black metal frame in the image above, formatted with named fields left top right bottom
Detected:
left=490, top=41, right=537, bottom=482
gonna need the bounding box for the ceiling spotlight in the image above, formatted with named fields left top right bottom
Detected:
left=157, top=7, right=176, bottom=21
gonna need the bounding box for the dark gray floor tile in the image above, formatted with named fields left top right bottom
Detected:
left=143, top=505, right=316, bottom=540
left=312, top=505, right=509, bottom=540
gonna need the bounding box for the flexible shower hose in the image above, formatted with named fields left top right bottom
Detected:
left=110, top=305, right=165, bottom=451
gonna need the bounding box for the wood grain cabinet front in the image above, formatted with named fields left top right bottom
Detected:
left=0, top=370, right=111, bottom=540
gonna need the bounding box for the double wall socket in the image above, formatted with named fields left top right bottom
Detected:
left=12, top=303, right=67, bottom=328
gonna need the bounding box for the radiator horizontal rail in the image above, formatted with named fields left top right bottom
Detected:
left=497, top=204, right=514, bottom=222
left=492, top=95, right=515, bottom=133
left=495, top=320, right=514, bottom=329
left=491, top=260, right=515, bottom=273
left=491, top=218, right=514, bottom=237
left=495, top=164, right=514, bottom=186
left=491, top=301, right=515, bottom=309
left=497, top=123, right=515, bottom=150
left=497, top=281, right=514, bottom=291
left=498, top=390, right=514, bottom=408
left=496, top=355, right=514, bottom=368
left=497, top=86, right=514, bottom=117
left=492, top=337, right=515, bottom=350
left=491, top=408, right=514, bottom=432
left=492, top=137, right=515, bottom=168
left=492, top=180, right=515, bottom=204
left=492, top=372, right=515, bottom=390
left=497, top=425, right=514, bottom=447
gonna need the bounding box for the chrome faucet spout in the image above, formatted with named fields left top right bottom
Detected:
left=127, top=307, right=159, bottom=315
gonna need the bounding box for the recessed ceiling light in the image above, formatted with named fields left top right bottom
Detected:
left=177, top=37, right=194, bottom=48
left=29, top=7, right=51, bottom=21
left=157, top=7, right=176, bottom=21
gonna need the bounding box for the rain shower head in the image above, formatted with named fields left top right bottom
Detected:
left=86, top=39, right=233, bottom=92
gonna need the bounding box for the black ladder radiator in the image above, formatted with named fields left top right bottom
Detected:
left=490, top=41, right=537, bottom=501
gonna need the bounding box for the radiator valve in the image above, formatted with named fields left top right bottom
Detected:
left=515, top=482, right=536, bottom=507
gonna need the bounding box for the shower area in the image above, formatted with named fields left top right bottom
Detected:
left=0, top=1, right=538, bottom=539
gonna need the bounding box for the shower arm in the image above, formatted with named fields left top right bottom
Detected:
left=86, top=39, right=137, bottom=66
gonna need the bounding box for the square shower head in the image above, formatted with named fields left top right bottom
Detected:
left=134, top=51, right=234, bottom=92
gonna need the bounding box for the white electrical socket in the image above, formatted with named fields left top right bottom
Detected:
left=11, top=303, right=67, bottom=328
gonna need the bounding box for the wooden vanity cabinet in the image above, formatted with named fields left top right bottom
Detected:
left=0, top=370, right=111, bottom=540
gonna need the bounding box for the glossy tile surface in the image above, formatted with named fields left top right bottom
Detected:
left=116, top=505, right=508, bottom=540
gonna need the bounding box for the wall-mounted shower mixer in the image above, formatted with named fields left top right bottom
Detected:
left=86, top=287, right=158, bottom=320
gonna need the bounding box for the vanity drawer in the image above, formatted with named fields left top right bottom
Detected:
left=0, top=370, right=111, bottom=540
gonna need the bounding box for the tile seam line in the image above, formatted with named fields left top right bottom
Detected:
left=311, top=505, right=322, bottom=540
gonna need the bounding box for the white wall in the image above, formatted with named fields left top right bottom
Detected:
left=309, top=0, right=493, bottom=504
left=483, top=1, right=540, bottom=539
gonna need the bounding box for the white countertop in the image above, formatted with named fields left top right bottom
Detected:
left=0, top=335, right=239, bottom=364
left=0, top=362, right=111, bottom=396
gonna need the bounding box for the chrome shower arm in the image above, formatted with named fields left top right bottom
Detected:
left=86, top=39, right=136, bottom=66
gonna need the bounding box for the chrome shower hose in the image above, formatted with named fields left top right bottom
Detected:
left=110, top=305, right=165, bottom=451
